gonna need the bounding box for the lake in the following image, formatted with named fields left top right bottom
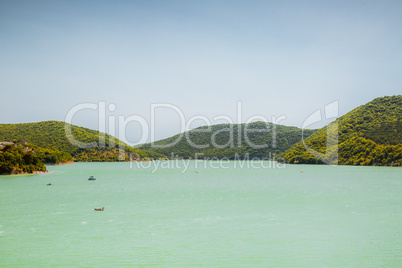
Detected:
left=1, top=161, right=402, bottom=267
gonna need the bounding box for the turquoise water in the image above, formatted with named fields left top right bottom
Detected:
left=1, top=161, right=402, bottom=267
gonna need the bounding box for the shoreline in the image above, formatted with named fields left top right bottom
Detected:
left=0, top=170, right=49, bottom=176
left=45, top=160, right=75, bottom=166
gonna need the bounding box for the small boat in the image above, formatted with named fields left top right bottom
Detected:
left=47, top=183, right=52, bottom=186
left=88, top=176, right=96, bottom=181
left=94, top=207, right=104, bottom=211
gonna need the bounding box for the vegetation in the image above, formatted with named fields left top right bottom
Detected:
left=139, top=121, right=316, bottom=159
left=28, top=144, right=73, bottom=164
left=0, top=144, right=46, bottom=174
left=2, top=95, right=401, bottom=167
left=0, top=121, right=165, bottom=162
left=283, top=95, right=402, bottom=166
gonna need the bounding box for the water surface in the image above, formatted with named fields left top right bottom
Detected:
left=1, top=161, right=401, bottom=266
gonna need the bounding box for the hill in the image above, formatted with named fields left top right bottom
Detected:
left=283, top=95, right=402, bottom=166
left=139, top=121, right=317, bottom=159
left=0, top=144, right=47, bottom=175
left=0, top=121, right=165, bottom=162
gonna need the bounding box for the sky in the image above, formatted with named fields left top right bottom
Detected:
left=0, top=0, right=401, bottom=144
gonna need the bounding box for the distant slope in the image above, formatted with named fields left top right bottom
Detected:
left=0, top=121, right=165, bottom=161
left=139, top=121, right=316, bottom=159
left=284, top=95, right=402, bottom=166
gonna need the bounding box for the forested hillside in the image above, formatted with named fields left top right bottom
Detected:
left=0, top=121, right=165, bottom=161
left=284, top=95, right=402, bottom=166
left=0, top=144, right=47, bottom=175
left=139, top=122, right=316, bottom=159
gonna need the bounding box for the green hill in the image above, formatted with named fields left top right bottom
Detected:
left=0, top=144, right=46, bottom=175
left=0, top=121, right=165, bottom=162
left=139, top=121, right=317, bottom=159
left=283, top=95, right=402, bottom=166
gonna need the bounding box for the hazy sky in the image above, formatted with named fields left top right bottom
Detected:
left=1, top=0, right=401, bottom=143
